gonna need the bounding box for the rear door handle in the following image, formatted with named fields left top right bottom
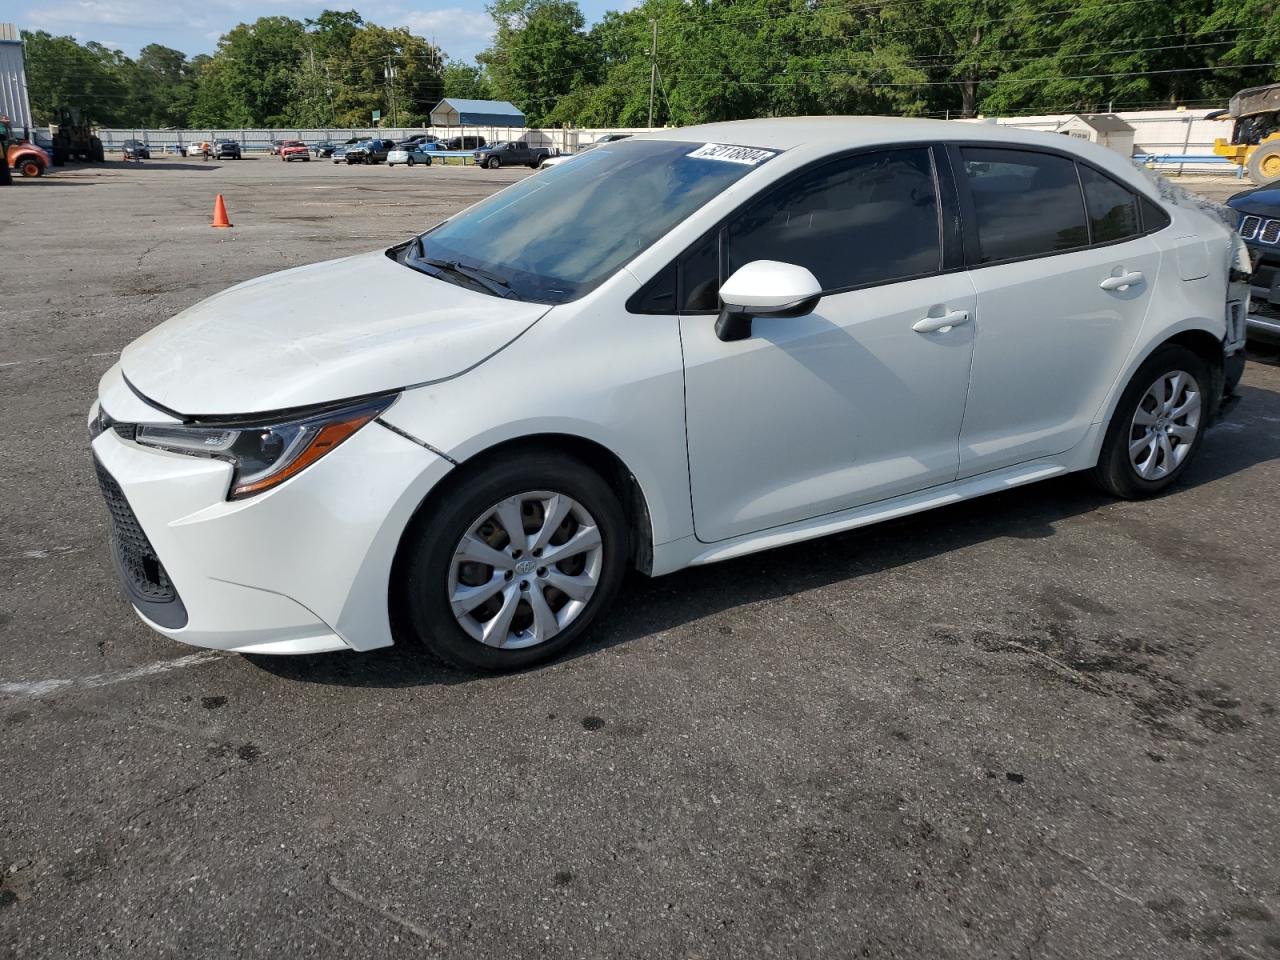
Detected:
left=1100, top=271, right=1145, bottom=291
left=913, top=309, right=970, bottom=333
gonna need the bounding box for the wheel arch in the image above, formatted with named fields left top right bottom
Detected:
left=390, top=431, right=656, bottom=604
left=1083, top=323, right=1226, bottom=469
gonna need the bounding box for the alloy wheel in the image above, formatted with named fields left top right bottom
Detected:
left=1128, top=369, right=1201, bottom=481
left=447, top=490, right=603, bottom=650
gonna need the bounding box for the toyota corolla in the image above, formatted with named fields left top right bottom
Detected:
left=89, top=118, right=1250, bottom=671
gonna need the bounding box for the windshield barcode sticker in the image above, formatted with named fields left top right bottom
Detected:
left=687, top=143, right=776, bottom=165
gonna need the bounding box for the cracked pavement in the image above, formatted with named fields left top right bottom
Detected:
left=2, top=162, right=1279, bottom=958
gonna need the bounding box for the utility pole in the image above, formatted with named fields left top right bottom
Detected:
left=648, top=19, right=658, bottom=129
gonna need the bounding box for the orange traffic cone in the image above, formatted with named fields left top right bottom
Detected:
left=211, top=194, right=232, bottom=228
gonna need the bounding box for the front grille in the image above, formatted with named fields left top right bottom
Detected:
left=93, top=457, right=176, bottom=603
left=1239, top=215, right=1280, bottom=244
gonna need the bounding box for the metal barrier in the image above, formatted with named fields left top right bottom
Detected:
left=1133, top=153, right=1243, bottom=177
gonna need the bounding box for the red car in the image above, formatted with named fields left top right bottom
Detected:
left=279, top=141, right=310, bottom=162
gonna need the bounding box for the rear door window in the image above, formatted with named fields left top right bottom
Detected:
left=958, top=147, right=1089, bottom=262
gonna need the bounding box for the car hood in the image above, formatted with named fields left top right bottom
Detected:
left=1228, top=186, right=1280, bottom=217
left=120, top=250, right=551, bottom=416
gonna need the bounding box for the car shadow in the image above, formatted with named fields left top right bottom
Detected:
left=246, top=379, right=1280, bottom=689
left=106, top=161, right=227, bottom=172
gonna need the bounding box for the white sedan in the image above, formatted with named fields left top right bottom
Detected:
left=387, top=143, right=439, bottom=167
left=89, top=117, right=1248, bottom=671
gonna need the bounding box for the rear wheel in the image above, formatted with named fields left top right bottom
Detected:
left=1093, top=345, right=1211, bottom=498
left=17, top=157, right=43, bottom=178
left=1247, top=142, right=1280, bottom=186
left=398, top=454, right=628, bottom=672
left=406, top=157, right=414, bottom=167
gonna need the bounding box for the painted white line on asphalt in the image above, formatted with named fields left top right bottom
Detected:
left=0, top=652, right=223, bottom=701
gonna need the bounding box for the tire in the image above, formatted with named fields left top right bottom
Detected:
left=1093, top=344, right=1212, bottom=498
left=398, top=453, right=629, bottom=672
left=1247, top=141, right=1280, bottom=186
left=425, top=156, right=432, bottom=166
left=406, top=157, right=414, bottom=167
left=487, top=156, right=500, bottom=169
left=17, top=157, right=43, bottom=178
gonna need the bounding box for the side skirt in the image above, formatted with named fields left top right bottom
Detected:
left=648, top=456, right=1081, bottom=576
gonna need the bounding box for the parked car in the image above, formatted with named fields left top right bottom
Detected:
left=89, top=119, right=1248, bottom=672
left=214, top=139, right=242, bottom=159
left=121, top=139, right=151, bottom=160
left=1227, top=184, right=1280, bottom=340
left=7, top=139, right=49, bottom=177
left=186, top=141, right=212, bottom=158
left=580, top=133, right=632, bottom=152
left=387, top=143, right=437, bottom=167
left=443, top=135, right=486, bottom=152
left=313, top=142, right=338, bottom=158
left=279, top=140, right=310, bottom=162
left=332, top=142, right=357, bottom=163
left=397, top=134, right=437, bottom=148
left=474, top=140, right=552, bottom=169
left=269, top=140, right=287, bottom=156
left=165, top=144, right=185, bottom=156
left=345, top=138, right=394, bottom=164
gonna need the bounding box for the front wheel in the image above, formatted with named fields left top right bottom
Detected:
left=17, top=158, right=43, bottom=178
left=406, top=157, right=414, bottom=167
left=1093, top=345, right=1211, bottom=498
left=1247, top=142, right=1280, bottom=186
left=398, top=454, right=629, bottom=672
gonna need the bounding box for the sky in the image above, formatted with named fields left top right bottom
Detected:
left=3, top=0, right=617, bottom=63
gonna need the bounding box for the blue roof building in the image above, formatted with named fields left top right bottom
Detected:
left=429, top=98, right=526, bottom=127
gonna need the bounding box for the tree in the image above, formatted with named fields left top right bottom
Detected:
left=444, top=61, right=493, bottom=100
left=22, top=31, right=127, bottom=125
left=190, top=17, right=308, bottom=126
left=480, top=0, right=602, bottom=124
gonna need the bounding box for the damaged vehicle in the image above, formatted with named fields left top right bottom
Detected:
left=90, top=118, right=1248, bottom=672
left=1228, top=183, right=1280, bottom=341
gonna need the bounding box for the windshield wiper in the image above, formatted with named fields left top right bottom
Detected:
left=406, top=246, right=518, bottom=299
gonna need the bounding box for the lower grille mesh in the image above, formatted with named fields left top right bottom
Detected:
left=93, top=458, right=176, bottom=603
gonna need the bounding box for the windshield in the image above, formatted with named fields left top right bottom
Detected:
left=407, top=139, right=773, bottom=303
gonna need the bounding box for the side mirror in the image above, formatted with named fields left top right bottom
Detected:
left=715, top=260, right=823, bottom=342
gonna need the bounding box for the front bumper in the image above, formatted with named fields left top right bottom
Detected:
left=1244, top=243, right=1280, bottom=340
left=89, top=397, right=453, bottom=654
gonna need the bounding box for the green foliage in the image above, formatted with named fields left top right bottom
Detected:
left=23, top=11, right=444, bottom=129
left=444, top=60, right=494, bottom=100
left=480, top=0, right=603, bottom=124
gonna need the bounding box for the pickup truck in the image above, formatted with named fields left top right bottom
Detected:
left=473, top=141, right=552, bottom=169
left=345, top=139, right=394, bottom=165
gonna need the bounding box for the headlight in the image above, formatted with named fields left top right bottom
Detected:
left=133, top=394, right=395, bottom=499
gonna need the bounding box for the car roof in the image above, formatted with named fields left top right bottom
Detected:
left=633, top=115, right=1158, bottom=199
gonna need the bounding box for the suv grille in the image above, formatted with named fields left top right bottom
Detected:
left=93, top=457, right=176, bottom=603
left=1239, top=216, right=1280, bottom=244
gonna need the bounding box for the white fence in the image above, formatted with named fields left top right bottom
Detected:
left=95, top=110, right=1237, bottom=172
left=95, top=125, right=658, bottom=155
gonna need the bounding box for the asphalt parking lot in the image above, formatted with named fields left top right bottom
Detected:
left=2, top=158, right=1279, bottom=959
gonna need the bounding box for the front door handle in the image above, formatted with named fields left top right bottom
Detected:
left=913, top=309, right=970, bottom=334
left=1100, top=271, right=1145, bottom=291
